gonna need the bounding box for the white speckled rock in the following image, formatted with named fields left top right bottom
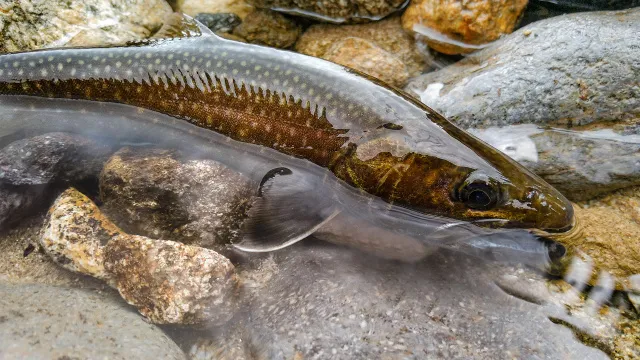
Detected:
left=0, top=0, right=172, bottom=51
left=39, top=188, right=122, bottom=282
left=104, top=234, right=240, bottom=326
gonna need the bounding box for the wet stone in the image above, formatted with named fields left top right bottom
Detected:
left=248, top=0, right=407, bottom=23
left=104, top=234, right=240, bottom=326
left=39, top=188, right=122, bottom=282
left=401, top=0, right=528, bottom=55
left=194, top=13, right=242, bottom=33
left=177, top=0, right=255, bottom=19
left=0, top=283, right=187, bottom=360
left=295, top=16, right=427, bottom=85
left=406, top=9, right=640, bottom=129
left=232, top=10, right=301, bottom=49
left=100, top=147, right=253, bottom=249
left=0, top=132, right=112, bottom=186
left=0, top=0, right=172, bottom=51
left=0, top=184, right=45, bottom=229
left=228, top=243, right=608, bottom=359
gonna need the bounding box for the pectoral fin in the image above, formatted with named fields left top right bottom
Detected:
left=233, top=167, right=340, bottom=252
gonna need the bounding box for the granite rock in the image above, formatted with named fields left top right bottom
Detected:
left=177, top=0, right=255, bottom=19
left=232, top=10, right=301, bottom=49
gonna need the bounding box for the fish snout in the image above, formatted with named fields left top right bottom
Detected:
left=530, top=188, right=575, bottom=233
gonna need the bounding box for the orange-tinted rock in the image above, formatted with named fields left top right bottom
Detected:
left=232, top=10, right=301, bottom=48
left=324, top=37, right=409, bottom=87
left=401, top=0, right=528, bottom=55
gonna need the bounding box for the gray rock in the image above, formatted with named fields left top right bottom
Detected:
left=223, top=243, right=607, bottom=359
left=0, top=0, right=172, bottom=51
left=533, top=0, right=640, bottom=11
left=406, top=9, right=640, bottom=129
left=100, top=147, right=254, bottom=249
left=0, top=283, right=186, bottom=360
left=194, top=13, right=242, bottom=33
left=0, top=132, right=112, bottom=186
left=468, top=125, right=640, bottom=200
left=0, top=184, right=44, bottom=229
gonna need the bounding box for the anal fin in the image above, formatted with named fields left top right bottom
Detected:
left=233, top=167, right=340, bottom=252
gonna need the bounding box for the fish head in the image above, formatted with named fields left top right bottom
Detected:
left=412, top=114, right=575, bottom=235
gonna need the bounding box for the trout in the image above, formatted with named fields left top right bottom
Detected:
left=0, top=16, right=574, bottom=262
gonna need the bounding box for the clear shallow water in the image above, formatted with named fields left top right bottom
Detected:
left=0, top=108, right=638, bottom=359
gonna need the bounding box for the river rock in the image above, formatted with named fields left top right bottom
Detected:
left=39, top=188, right=121, bottom=282
left=100, top=147, right=253, bottom=248
left=0, top=184, right=44, bottom=229
left=232, top=10, right=301, bottom=49
left=0, top=0, right=172, bottom=51
left=225, top=243, right=607, bottom=359
left=0, top=283, right=186, bottom=359
left=0, top=132, right=112, bottom=186
left=401, top=0, right=528, bottom=55
left=248, top=0, right=406, bottom=23
left=104, top=234, right=240, bottom=326
left=194, top=12, right=242, bottom=33
left=534, top=0, right=639, bottom=10
left=178, top=0, right=255, bottom=19
left=324, top=37, right=409, bottom=87
left=406, top=9, right=640, bottom=129
left=296, top=17, right=427, bottom=86
left=468, top=125, right=640, bottom=200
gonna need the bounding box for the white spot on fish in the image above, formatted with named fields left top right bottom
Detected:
left=40, top=69, right=48, bottom=76
left=57, top=63, right=64, bottom=71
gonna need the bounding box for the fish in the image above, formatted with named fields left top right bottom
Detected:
left=0, top=15, right=574, bottom=264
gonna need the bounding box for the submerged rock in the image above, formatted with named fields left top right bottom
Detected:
left=296, top=17, right=427, bottom=86
left=177, top=0, right=255, bottom=19
left=194, top=13, right=242, bottom=33
left=0, top=184, right=45, bottom=229
left=232, top=10, right=301, bottom=48
left=401, top=0, right=528, bottom=55
left=0, top=132, right=112, bottom=186
left=229, top=244, right=607, bottom=359
left=0, top=283, right=186, bottom=360
left=39, top=187, right=240, bottom=326
left=406, top=9, right=640, bottom=129
left=0, top=0, right=172, bottom=51
left=100, top=147, right=253, bottom=248
left=104, top=234, right=240, bottom=326
left=39, top=188, right=121, bottom=282
left=247, top=0, right=406, bottom=23
left=534, top=0, right=639, bottom=10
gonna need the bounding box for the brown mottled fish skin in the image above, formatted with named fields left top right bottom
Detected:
left=0, top=34, right=573, bottom=232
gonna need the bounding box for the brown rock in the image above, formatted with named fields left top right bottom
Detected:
left=177, top=0, right=255, bottom=19
left=99, top=147, right=253, bottom=249
left=295, top=16, right=427, bottom=86
left=104, top=234, right=239, bottom=326
left=558, top=186, right=640, bottom=290
left=401, top=0, right=528, bottom=55
left=324, top=37, right=409, bottom=87
left=247, top=0, right=406, bottom=23
left=39, top=188, right=122, bottom=281
left=232, top=10, right=301, bottom=48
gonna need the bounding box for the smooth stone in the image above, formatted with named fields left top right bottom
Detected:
left=247, top=0, right=406, bottom=23
left=0, top=0, right=172, bottom=51
left=194, top=12, right=242, bottom=33
left=0, top=132, right=112, bottom=186
left=232, top=10, right=301, bottom=49
left=295, top=16, right=427, bottom=86
left=225, top=243, right=608, bottom=359
left=100, top=147, right=253, bottom=249
left=406, top=9, right=640, bottom=129
left=177, top=0, right=255, bottom=19
left=0, top=184, right=44, bottom=229
left=0, top=283, right=186, bottom=359
left=401, top=0, right=528, bottom=55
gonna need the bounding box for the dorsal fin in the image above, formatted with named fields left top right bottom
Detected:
left=151, top=12, right=216, bottom=39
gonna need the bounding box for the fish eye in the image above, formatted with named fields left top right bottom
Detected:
left=458, top=174, right=499, bottom=211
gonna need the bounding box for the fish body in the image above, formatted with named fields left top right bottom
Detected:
left=0, top=19, right=574, bottom=261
